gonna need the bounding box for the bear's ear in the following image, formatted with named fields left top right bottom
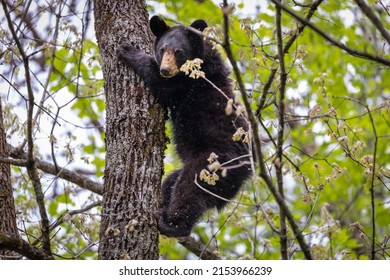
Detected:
left=150, top=16, right=170, bottom=37
left=190, top=19, right=208, bottom=32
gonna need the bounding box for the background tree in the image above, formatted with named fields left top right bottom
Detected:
left=0, top=0, right=104, bottom=259
left=0, top=98, right=19, bottom=259
left=0, top=0, right=389, bottom=260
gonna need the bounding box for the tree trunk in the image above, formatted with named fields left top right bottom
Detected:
left=94, top=0, right=165, bottom=259
left=0, top=98, right=19, bottom=259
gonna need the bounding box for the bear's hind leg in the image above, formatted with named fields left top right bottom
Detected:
left=157, top=153, right=220, bottom=237
left=156, top=170, right=182, bottom=219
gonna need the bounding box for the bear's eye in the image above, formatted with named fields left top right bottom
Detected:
left=175, top=49, right=184, bottom=56
left=160, top=47, right=165, bottom=55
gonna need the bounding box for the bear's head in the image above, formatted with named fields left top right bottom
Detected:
left=150, top=16, right=208, bottom=78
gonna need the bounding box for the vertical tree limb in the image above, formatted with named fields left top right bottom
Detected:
left=366, top=106, right=378, bottom=260
left=274, top=0, right=288, bottom=260
left=1, top=0, right=52, bottom=258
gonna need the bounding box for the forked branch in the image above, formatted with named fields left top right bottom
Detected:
left=221, top=0, right=313, bottom=259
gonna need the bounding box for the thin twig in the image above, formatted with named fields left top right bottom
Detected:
left=49, top=201, right=102, bottom=235
left=256, top=0, right=325, bottom=115
left=194, top=174, right=253, bottom=207
left=36, top=1, right=64, bottom=173
left=31, top=201, right=102, bottom=247
left=378, top=0, right=390, bottom=16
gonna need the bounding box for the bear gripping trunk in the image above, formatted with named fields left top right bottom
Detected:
left=94, top=0, right=165, bottom=259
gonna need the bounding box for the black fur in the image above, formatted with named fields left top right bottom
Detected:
left=117, top=16, right=251, bottom=237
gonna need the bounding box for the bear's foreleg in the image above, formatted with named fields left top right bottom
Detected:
left=117, top=43, right=160, bottom=88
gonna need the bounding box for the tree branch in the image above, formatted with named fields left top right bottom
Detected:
left=257, top=0, right=325, bottom=115
left=366, top=105, right=378, bottom=260
left=178, top=236, right=221, bottom=260
left=8, top=145, right=103, bottom=195
left=30, top=200, right=102, bottom=248
left=274, top=0, right=288, bottom=260
left=0, top=156, right=27, bottom=166
left=270, top=0, right=390, bottom=66
left=354, top=0, right=390, bottom=45
left=0, top=233, right=53, bottom=260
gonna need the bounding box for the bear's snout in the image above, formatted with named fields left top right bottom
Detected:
left=160, top=67, right=171, bottom=77
left=160, top=50, right=180, bottom=78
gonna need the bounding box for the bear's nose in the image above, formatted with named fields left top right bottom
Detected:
left=160, top=67, right=171, bottom=77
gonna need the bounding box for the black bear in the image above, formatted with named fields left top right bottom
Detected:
left=117, top=16, right=251, bottom=237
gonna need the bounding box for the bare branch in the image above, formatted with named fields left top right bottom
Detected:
left=9, top=145, right=103, bottom=195
left=270, top=0, right=390, bottom=66
left=366, top=105, right=378, bottom=260
left=0, top=156, right=27, bottom=166
left=378, top=0, right=390, bottom=16
left=274, top=0, right=288, bottom=260
left=178, top=236, right=221, bottom=260
left=354, top=0, right=390, bottom=45
left=257, top=0, right=325, bottom=114
left=48, top=201, right=102, bottom=235
left=5, top=0, right=44, bottom=46
left=29, top=201, right=102, bottom=248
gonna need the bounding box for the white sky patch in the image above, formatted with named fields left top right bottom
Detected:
left=338, top=9, right=355, bottom=28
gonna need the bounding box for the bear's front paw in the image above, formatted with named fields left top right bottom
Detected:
left=121, top=42, right=136, bottom=51
left=116, top=43, right=139, bottom=61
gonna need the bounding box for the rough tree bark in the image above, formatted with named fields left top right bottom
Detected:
left=94, top=0, right=165, bottom=259
left=0, top=98, right=19, bottom=259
